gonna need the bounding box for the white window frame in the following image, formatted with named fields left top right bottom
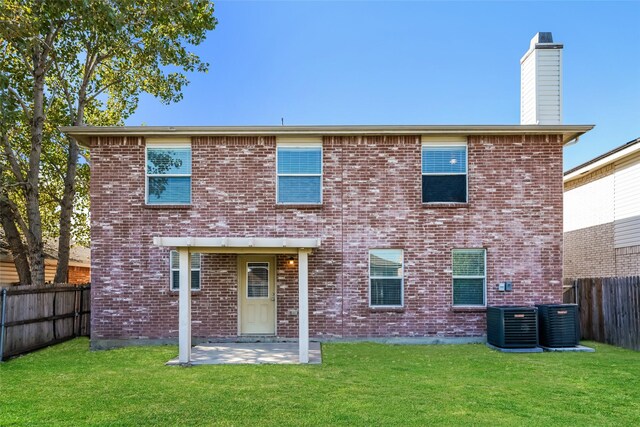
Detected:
left=145, top=141, right=192, bottom=205
left=246, top=261, right=270, bottom=299
left=368, top=249, right=404, bottom=308
left=451, top=248, right=486, bottom=307
left=421, top=140, right=468, bottom=204
left=276, top=142, right=323, bottom=205
left=170, top=250, right=201, bottom=291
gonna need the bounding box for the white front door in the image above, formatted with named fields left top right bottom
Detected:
left=239, top=256, right=276, bottom=335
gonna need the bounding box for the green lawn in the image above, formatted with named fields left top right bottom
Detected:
left=1, top=339, right=639, bottom=426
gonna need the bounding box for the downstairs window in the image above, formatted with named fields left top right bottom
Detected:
left=170, top=251, right=201, bottom=291
left=369, top=249, right=404, bottom=307
left=452, top=249, right=486, bottom=306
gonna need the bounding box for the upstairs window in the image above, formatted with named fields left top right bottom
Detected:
left=146, top=145, right=191, bottom=204
left=422, top=144, right=467, bottom=203
left=277, top=145, right=322, bottom=204
left=369, top=249, right=404, bottom=307
left=452, top=249, right=486, bottom=306
left=170, top=251, right=201, bottom=291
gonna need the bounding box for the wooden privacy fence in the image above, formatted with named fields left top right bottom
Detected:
left=563, top=277, right=640, bottom=351
left=0, top=284, right=90, bottom=361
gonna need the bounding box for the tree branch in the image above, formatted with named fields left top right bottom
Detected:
left=4, top=192, right=30, bottom=237
left=0, top=181, right=29, bottom=189
left=86, top=76, right=125, bottom=103
left=7, top=86, right=31, bottom=117
left=40, top=20, right=64, bottom=75
left=75, top=48, right=104, bottom=125
left=1, top=132, right=27, bottom=184
left=50, top=53, right=76, bottom=118
left=41, top=148, right=67, bottom=181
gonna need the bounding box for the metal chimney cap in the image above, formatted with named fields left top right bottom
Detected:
left=528, top=32, right=563, bottom=51
left=535, top=32, right=554, bottom=43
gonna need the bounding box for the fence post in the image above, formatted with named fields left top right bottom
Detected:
left=0, top=288, right=7, bottom=362
left=77, top=287, right=83, bottom=337
left=52, top=290, right=57, bottom=341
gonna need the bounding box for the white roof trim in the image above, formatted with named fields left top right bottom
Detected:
left=153, top=237, right=321, bottom=249
left=564, top=142, right=640, bottom=182
left=61, top=124, right=594, bottom=147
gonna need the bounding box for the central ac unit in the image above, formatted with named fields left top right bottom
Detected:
left=536, top=304, right=580, bottom=348
left=487, top=306, right=538, bottom=348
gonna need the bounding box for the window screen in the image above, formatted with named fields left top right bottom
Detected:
left=369, top=249, right=403, bottom=307
left=147, top=147, right=191, bottom=204
left=277, top=146, right=322, bottom=203
left=422, top=145, right=467, bottom=203
left=452, top=249, right=485, bottom=306
left=170, top=251, right=201, bottom=290
left=247, top=262, right=269, bottom=298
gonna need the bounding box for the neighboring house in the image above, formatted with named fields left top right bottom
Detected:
left=0, top=238, right=91, bottom=285
left=62, top=32, right=593, bottom=363
left=564, top=137, right=640, bottom=278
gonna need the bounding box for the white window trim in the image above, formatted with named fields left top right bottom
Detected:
left=145, top=142, right=192, bottom=205
left=368, top=249, right=404, bottom=308
left=451, top=248, right=486, bottom=307
left=246, top=261, right=270, bottom=299
left=276, top=143, right=323, bottom=205
left=170, top=250, right=201, bottom=291
left=421, top=143, right=468, bottom=204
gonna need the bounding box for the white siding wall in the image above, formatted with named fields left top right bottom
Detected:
left=614, top=155, right=640, bottom=248
left=520, top=52, right=537, bottom=125
left=0, top=261, right=21, bottom=285
left=564, top=174, right=614, bottom=232
left=565, top=152, right=640, bottom=249
left=535, top=49, right=562, bottom=124
left=521, top=48, right=562, bottom=125
left=0, top=260, right=57, bottom=285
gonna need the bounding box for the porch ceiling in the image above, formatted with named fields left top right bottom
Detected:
left=152, top=237, right=321, bottom=253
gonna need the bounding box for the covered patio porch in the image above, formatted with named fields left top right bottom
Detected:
left=153, top=237, right=321, bottom=364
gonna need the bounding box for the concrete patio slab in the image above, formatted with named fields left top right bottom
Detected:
left=486, top=343, right=543, bottom=353
left=539, top=345, right=595, bottom=352
left=166, top=342, right=322, bottom=365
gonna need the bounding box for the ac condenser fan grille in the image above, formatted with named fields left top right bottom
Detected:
left=536, top=304, right=580, bottom=348
left=487, top=306, right=539, bottom=348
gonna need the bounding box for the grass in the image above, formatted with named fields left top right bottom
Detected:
left=1, top=339, right=639, bottom=426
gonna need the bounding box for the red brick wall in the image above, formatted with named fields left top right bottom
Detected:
left=68, top=266, right=91, bottom=284
left=90, top=134, right=564, bottom=341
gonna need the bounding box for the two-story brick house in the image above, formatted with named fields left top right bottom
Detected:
left=63, top=33, right=592, bottom=363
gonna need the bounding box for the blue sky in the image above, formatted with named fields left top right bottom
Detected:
left=125, top=1, right=640, bottom=171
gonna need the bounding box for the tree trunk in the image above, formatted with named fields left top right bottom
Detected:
left=53, top=136, right=80, bottom=284
left=0, top=192, right=32, bottom=285
left=25, top=60, right=46, bottom=285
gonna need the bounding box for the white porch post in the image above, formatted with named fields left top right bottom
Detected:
left=298, top=249, right=309, bottom=363
left=178, top=248, right=192, bottom=364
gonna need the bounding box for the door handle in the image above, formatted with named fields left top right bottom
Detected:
left=271, top=292, right=275, bottom=301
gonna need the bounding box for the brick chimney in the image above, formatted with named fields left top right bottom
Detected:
left=520, top=32, right=563, bottom=125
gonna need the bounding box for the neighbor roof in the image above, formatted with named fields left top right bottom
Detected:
left=564, top=137, right=640, bottom=182
left=0, top=235, right=90, bottom=266
left=61, top=124, right=594, bottom=147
